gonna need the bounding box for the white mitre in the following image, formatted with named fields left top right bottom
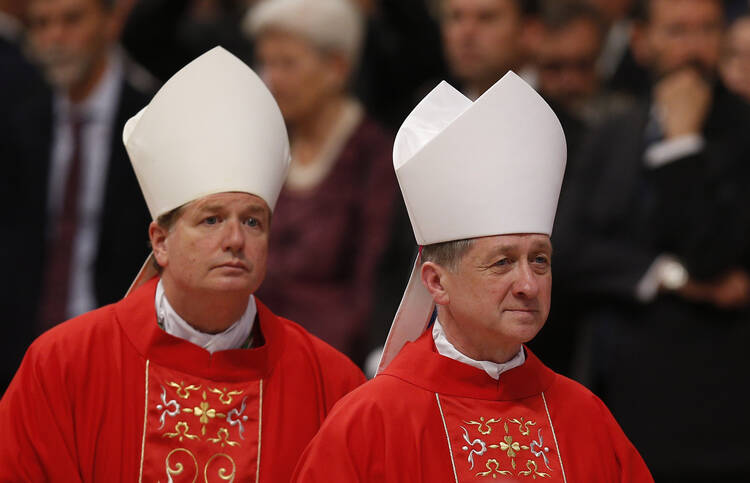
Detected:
left=122, top=47, right=291, bottom=293
left=377, top=71, right=566, bottom=374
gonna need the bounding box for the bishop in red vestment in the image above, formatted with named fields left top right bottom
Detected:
left=0, top=47, right=365, bottom=481
left=293, top=73, right=653, bottom=481
left=0, top=277, right=363, bottom=481
left=293, top=331, right=650, bottom=482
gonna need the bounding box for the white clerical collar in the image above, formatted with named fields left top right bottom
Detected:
left=155, top=280, right=256, bottom=353
left=432, top=319, right=525, bottom=380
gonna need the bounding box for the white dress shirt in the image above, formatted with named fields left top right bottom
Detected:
left=48, top=49, right=123, bottom=319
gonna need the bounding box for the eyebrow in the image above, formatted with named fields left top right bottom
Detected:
left=481, top=240, right=553, bottom=261
left=195, top=203, right=266, bottom=214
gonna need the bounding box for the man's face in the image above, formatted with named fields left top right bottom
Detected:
left=537, top=19, right=601, bottom=110
left=442, top=0, right=524, bottom=92
left=441, top=234, right=552, bottom=348
left=636, top=0, right=723, bottom=78
left=256, top=30, right=346, bottom=125
left=153, top=192, right=271, bottom=298
left=27, top=0, right=114, bottom=90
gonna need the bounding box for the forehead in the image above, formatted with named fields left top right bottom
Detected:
left=650, top=0, right=722, bottom=23
left=468, top=233, right=552, bottom=257
left=185, top=192, right=270, bottom=216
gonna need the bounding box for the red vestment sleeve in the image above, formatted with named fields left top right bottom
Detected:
left=292, top=391, right=386, bottom=482
left=595, top=396, right=654, bottom=482
left=0, top=337, right=83, bottom=481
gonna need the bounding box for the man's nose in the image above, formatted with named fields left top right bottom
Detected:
left=223, top=219, right=245, bottom=252
left=35, top=21, right=66, bottom=48
left=454, top=18, right=478, bottom=41
left=512, top=261, right=539, bottom=299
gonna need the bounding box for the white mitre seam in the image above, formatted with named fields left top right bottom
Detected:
left=393, top=81, right=472, bottom=169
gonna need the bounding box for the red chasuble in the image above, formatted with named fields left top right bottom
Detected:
left=0, top=277, right=365, bottom=482
left=293, top=331, right=653, bottom=482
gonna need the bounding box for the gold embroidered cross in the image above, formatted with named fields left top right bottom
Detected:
left=182, top=391, right=227, bottom=435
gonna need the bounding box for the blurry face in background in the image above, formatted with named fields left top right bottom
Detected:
left=720, top=17, right=750, bottom=102
left=633, top=0, right=723, bottom=78
left=256, top=30, right=348, bottom=125
left=27, top=0, right=115, bottom=91
left=537, top=18, right=601, bottom=110
left=442, top=0, right=524, bottom=93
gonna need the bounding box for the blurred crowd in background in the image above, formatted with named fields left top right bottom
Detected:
left=2, top=0, right=750, bottom=480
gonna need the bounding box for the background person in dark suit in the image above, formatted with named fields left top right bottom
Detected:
left=0, top=0, right=156, bottom=394
left=554, top=0, right=750, bottom=481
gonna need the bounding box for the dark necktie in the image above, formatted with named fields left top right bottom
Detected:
left=38, top=115, right=85, bottom=332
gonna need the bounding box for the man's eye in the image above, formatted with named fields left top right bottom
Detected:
left=494, top=258, right=510, bottom=267
left=204, top=216, right=218, bottom=225
left=533, top=255, right=549, bottom=265
left=245, top=217, right=258, bottom=227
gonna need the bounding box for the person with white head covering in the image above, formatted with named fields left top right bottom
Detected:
left=0, top=47, right=364, bottom=482
left=243, top=0, right=398, bottom=362
left=292, top=73, right=653, bottom=482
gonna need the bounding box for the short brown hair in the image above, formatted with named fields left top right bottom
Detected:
left=421, top=238, right=474, bottom=271
left=150, top=205, right=186, bottom=272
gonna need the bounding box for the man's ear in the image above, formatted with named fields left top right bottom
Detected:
left=421, top=261, right=450, bottom=306
left=149, top=221, right=169, bottom=268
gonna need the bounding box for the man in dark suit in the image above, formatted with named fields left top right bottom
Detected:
left=555, top=0, right=750, bottom=481
left=0, top=0, right=156, bottom=393
left=440, top=0, right=540, bottom=99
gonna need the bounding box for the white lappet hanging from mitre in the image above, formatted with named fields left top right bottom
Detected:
left=377, top=71, right=567, bottom=374
left=121, top=46, right=291, bottom=293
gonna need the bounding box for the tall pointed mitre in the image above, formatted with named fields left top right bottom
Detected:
left=122, top=47, right=291, bottom=293
left=378, top=71, right=566, bottom=373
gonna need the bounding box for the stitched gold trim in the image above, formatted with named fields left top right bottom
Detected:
left=165, top=447, right=198, bottom=482
left=204, top=453, right=236, bottom=481
left=138, top=359, right=150, bottom=483
left=541, top=392, right=567, bottom=483
left=255, top=379, right=263, bottom=483
left=435, top=393, right=459, bottom=483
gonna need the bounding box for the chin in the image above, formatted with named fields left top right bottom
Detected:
left=207, top=275, right=256, bottom=294
left=509, top=321, right=545, bottom=344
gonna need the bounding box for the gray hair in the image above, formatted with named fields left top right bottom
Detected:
left=421, top=238, right=475, bottom=271
left=244, top=0, right=364, bottom=65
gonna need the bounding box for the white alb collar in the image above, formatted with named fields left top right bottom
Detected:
left=155, top=280, right=256, bottom=353
left=432, top=319, right=525, bottom=380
